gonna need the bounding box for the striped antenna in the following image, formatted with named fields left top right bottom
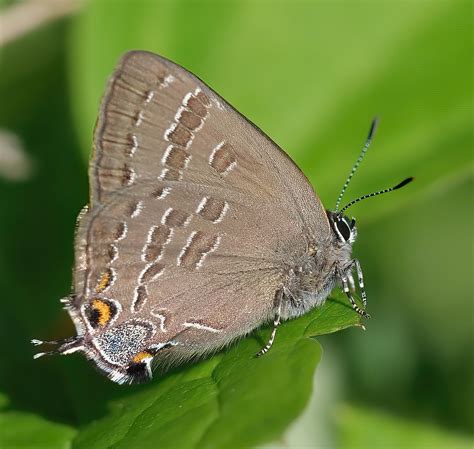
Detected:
left=338, top=177, right=414, bottom=216
left=335, top=117, right=379, bottom=212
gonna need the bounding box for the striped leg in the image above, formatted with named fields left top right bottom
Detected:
left=256, top=294, right=282, bottom=357
left=354, top=259, right=367, bottom=308
left=348, top=272, right=356, bottom=292
left=341, top=274, right=370, bottom=319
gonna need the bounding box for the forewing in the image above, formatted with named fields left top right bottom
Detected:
left=90, top=50, right=328, bottom=238
left=73, top=51, right=329, bottom=350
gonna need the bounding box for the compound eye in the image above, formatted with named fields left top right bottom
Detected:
left=336, top=219, right=351, bottom=241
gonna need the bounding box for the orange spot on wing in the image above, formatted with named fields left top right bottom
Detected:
left=96, top=270, right=111, bottom=293
left=92, top=299, right=111, bottom=326
left=132, top=351, right=153, bottom=363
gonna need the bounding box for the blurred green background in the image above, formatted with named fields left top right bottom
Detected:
left=0, top=0, right=472, bottom=448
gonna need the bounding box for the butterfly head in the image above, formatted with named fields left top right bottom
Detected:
left=333, top=117, right=413, bottom=237
left=327, top=212, right=357, bottom=245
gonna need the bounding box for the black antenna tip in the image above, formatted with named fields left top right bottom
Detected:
left=393, top=177, right=414, bottom=190
left=367, top=116, right=379, bottom=141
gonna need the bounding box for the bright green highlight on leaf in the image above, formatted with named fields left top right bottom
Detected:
left=336, top=405, right=474, bottom=449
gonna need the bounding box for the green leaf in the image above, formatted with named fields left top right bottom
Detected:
left=72, top=296, right=359, bottom=449
left=304, top=294, right=363, bottom=338
left=0, top=408, right=76, bottom=449
left=336, top=404, right=474, bottom=449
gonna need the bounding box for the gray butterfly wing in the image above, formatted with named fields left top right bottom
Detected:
left=73, top=51, right=330, bottom=359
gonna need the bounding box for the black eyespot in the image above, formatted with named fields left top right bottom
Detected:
left=84, top=298, right=118, bottom=329
left=126, top=362, right=151, bottom=384
left=336, top=219, right=351, bottom=241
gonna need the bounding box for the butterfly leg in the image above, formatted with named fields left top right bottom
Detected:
left=347, top=272, right=356, bottom=293
left=256, top=293, right=283, bottom=357
left=354, top=259, right=367, bottom=308
left=341, top=274, right=370, bottom=319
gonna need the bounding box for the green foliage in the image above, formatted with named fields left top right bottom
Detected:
left=70, top=0, right=472, bottom=221
left=336, top=405, right=473, bottom=449
left=0, top=411, right=76, bottom=449
left=0, top=391, right=75, bottom=449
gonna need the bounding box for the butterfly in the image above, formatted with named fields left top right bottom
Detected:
left=32, top=51, right=412, bottom=384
